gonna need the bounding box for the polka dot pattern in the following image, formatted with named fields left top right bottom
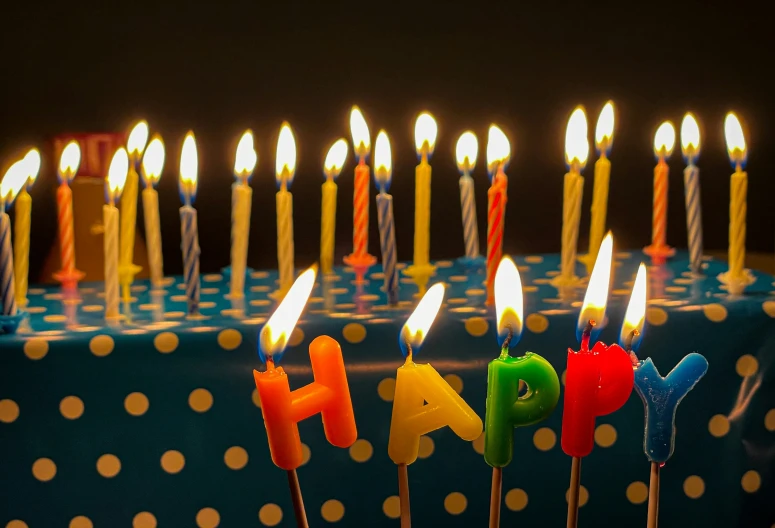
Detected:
left=646, top=307, right=668, bottom=326
left=60, top=396, right=84, bottom=420
left=349, top=439, right=373, bottom=462
left=224, top=446, right=248, bottom=470
left=444, top=492, right=467, bottom=515
left=342, top=323, right=367, bottom=343
left=189, top=388, right=213, bottom=412
left=464, top=317, right=488, bottom=337
left=702, top=303, right=727, bottom=322
left=565, top=486, right=589, bottom=507
left=762, top=301, right=775, bottom=318
left=418, top=436, right=435, bottom=458
left=735, top=355, right=759, bottom=377
left=765, top=409, right=775, bottom=431
left=526, top=313, right=549, bottom=333
left=443, top=374, right=463, bottom=394
left=6, top=522, right=28, bottom=528
left=626, top=481, right=648, bottom=504
left=741, top=470, right=761, bottom=493
left=472, top=432, right=485, bottom=454
left=32, top=457, right=56, bottom=481
left=708, top=415, right=730, bottom=437
left=289, top=327, right=305, bottom=347
left=383, top=496, right=401, bottom=519
left=161, top=450, right=185, bottom=474
left=97, top=454, right=121, bottom=478
left=125, top=392, right=150, bottom=416
left=133, top=512, right=157, bottom=528
left=321, top=499, right=345, bottom=522
left=217, top=329, right=242, bottom=350
left=154, top=332, right=179, bottom=353
left=684, top=475, right=705, bottom=498
left=24, top=338, right=49, bottom=359
left=0, top=399, right=20, bottom=423
left=594, top=424, right=617, bottom=447
left=258, top=504, right=283, bottom=526
left=196, top=508, right=220, bottom=528
left=533, top=427, right=557, bottom=451
left=377, top=378, right=396, bottom=401
left=505, top=488, right=528, bottom=511
left=69, top=516, right=92, bottom=528
left=89, top=335, right=115, bottom=356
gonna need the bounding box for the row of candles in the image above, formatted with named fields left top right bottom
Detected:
left=0, top=105, right=751, bottom=326
left=253, top=233, right=708, bottom=528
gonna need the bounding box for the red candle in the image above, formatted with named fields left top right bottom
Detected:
left=485, top=125, right=511, bottom=305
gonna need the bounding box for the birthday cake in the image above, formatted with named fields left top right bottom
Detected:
left=1, top=252, right=773, bottom=527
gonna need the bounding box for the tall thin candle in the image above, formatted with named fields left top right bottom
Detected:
left=680, top=113, right=704, bottom=276
left=485, top=125, right=510, bottom=305
left=13, top=149, right=40, bottom=306
left=345, top=106, right=376, bottom=275
left=179, top=132, right=201, bottom=315
left=0, top=162, right=27, bottom=317
left=644, top=121, right=676, bottom=263
left=275, top=122, right=297, bottom=296
left=231, top=130, right=258, bottom=297
left=455, top=131, right=480, bottom=260
left=320, top=139, right=348, bottom=274
left=54, top=141, right=83, bottom=287
left=141, top=136, right=166, bottom=287
left=585, top=101, right=614, bottom=273
left=104, top=148, right=129, bottom=318
left=374, top=131, right=399, bottom=305
left=119, top=120, right=148, bottom=299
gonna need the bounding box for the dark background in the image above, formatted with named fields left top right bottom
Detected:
left=2, top=0, right=772, bottom=280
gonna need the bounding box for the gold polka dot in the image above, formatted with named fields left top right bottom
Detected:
left=32, top=457, right=56, bottom=481
left=594, top=424, right=617, bottom=447
left=418, top=436, right=435, bottom=459
left=196, top=507, right=220, bottom=528
left=533, top=427, right=557, bottom=451
left=444, top=374, right=463, bottom=394
left=741, top=470, right=761, bottom=493
left=765, top=409, right=775, bottom=431
left=44, top=314, right=67, bottom=323
left=525, top=313, right=549, bottom=333
left=683, top=475, right=705, bottom=498
left=736, top=355, right=759, bottom=377
left=708, top=415, right=730, bottom=437
left=125, top=392, right=150, bottom=416
left=90, top=335, right=115, bottom=356
left=6, top=522, right=28, bottom=528
left=561, top=370, right=567, bottom=385
left=69, top=516, right=92, bottom=528
left=189, top=388, right=213, bottom=412
left=24, top=338, right=49, bottom=360
left=251, top=389, right=261, bottom=408
left=349, top=439, right=373, bottom=462
left=626, top=481, right=648, bottom=504
left=377, top=378, right=396, bottom=402
left=224, top=446, right=248, bottom=470
left=382, top=496, right=401, bottom=519
left=471, top=432, right=485, bottom=454
left=258, top=503, right=283, bottom=526
left=646, top=307, right=668, bottom=326
left=342, top=323, right=367, bottom=344
left=444, top=492, right=467, bottom=515
left=465, top=288, right=486, bottom=296
left=464, top=317, right=488, bottom=337
left=217, top=329, right=242, bottom=350
left=321, top=499, right=345, bottom=522
left=448, top=298, right=467, bottom=304
left=565, top=486, right=589, bottom=507
left=763, top=301, right=775, bottom=318
left=289, top=327, right=305, bottom=347
left=301, top=443, right=311, bottom=465
left=505, top=488, right=528, bottom=511
left=0, top=399, right=20, bottom=423
left=525, top=256, right=543, bottom=264
left=97, top=454, right=121, bottom=478
left=82, top=305, right=103, bottom=312
left=154, top=332, right=179, bottom=353
left=703, top=303, right=727, bottom=322
left=60, top=396, right=84, bottom=420
left=133, top=512, right=157, bottom=528
left=161, top=450, right=185, bottom=474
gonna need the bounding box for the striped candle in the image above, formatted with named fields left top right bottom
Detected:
left=681, top=113, right=703, bottom=275
left=320, top=138, right=348, bottom=274
left=0, top=211, right=17, bottom=316
left=142, top=187, right=164, bottom=286
left=353, top=161, right=370, bottom=258
left=377, top=192, right=398, bottom=304
left=724, top=113, right=749, bottom=282
left=486, top=172, right=507, bottom=304
left=13, top=189, right=31, bottom=306
left=459, top=175, right=479, bottom=259
left=180, top=205, right=201, bottom=314
left=276, top=188, right=295, bottom=292
left=651, top=159, right=669, bottom=248
left=103, top=204, right=120, bottom=317
left=56, top=183, right=76, bottom=273
left=230, top=183, right=252, bottom=296
left=560, top=172, right=584, bottom=281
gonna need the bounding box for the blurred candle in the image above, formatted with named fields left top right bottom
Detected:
left=644, top=121, right=676, bottom=262
left=231, top=130, right=258, bottom=297
left=320, top=138, right=348, bottom=274
left=374, top=131, right=399, bottom=305
left=120, top=120, right=148, bottom=299
left=179, top=132, right=201, bottom=315
left=141, top=136, right=166, bottom=287
left=724, top=113, right=748, bottom=284
left=104, top=148, right=129, bottom=318
left=680, top=113, right=704, bottom=275
left=585, top=102, right=614, bottom=273
left=345, top=106, right=376, bottom=271
left=55, top=141, right=82, bottom=285
left=13, top=148, right=40, bottom=306
left=485, top=125, right=510, bottom=305
left=411, top=112, right=437, bottom=269
left=455, top=131, right=480, bottom=260
left=0, top=162, right=27, bottom=316
left=275, top=122, right=297, bottom=295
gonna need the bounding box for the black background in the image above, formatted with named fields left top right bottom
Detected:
left=2, top=0, right=772, bottom=280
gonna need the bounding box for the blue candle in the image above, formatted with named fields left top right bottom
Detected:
left=373, top=130, right=398, bottom=305
left=178, top=132, right=201, bottom=316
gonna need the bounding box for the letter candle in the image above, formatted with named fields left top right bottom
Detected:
left=644, top=121, right=677, bottom=264
left=622, top=264, right=708, bottom=528
left=103, top=148, right=129, bottom=319
left=562, top=233, right=634, bottom=528
left=0, top=162, right=26, bottom=319
left=274, top=123, right=297, bottom=297
left=53, top=140, right=84, bottom=287
left=320, top=138, right=348, bottom=274
left=389, top=283, right=483, bottom=526
left=583, top=102, right=614, bottom=274
left=485, top=125, right=510, bottom=305
left=404, top=112, right=438, bottom=294
left=680, top=113, right=704, bottom=276
left=455, top=131, right=481, bottom=262
left=374, top=131, right=399, bottom=305
left=485, top=257, right=560, bottom=528
left=119, top=121, right=148, bottom=300
left=254, top=266, right=357, bottom=528
left=140, top=136, right=166, bottom=287
left=344, top=106, right=376, bottom=277
left=13, top=148, right=40, bottom=307
left=230, top=130, right=258, bottom=297
left=178, top=132, right=201, bottom=315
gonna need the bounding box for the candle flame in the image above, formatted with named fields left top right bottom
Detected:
left=0, top=161, right=28, bottom=207
left=486, top=124, right=510, bottom=175
left=620, top=263, right=647, bottom=352
left=724, top=112, right=747, bottom=166
left=494, top=256, right=523, bottom=349
left=577, top=232, right=613, bottom=344
left=414, top=112, right=438, bottom=157
left=680, top=113, right=701, bottom=160
left=141, top=136, right=165, bottom=186
left=258, top=265, right=317, bottom=363
left=58, top=140, right=81, bottom=184
left=234, top=129, right=257, bottom=181
left=275, top=122, right=297, bottom=187
left=400, top=282, right=445, bottom=357
left=373, top=130, right=392, bottom=192
left=179, top=132, right=198, bottom=201
left=106, top=147, right=129, bottom=203
left=23, top=148, right=41, bottom=187
left=350, top=106, right=371, bottom=158
left=324, top=138, right=348, bottom=180
left=565, top=106, right=589, bottom=169
left=455, top=131, right=478, bottom=173
left=127, top=120, right=149, bottom=158
left=595, top=101, right=615, bottom=152
left=653, top=121, right=676, bottom=159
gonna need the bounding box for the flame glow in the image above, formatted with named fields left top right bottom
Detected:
left=179, top=132, right=198, bottom=201
left=400, top=283, right=445, bottom=357
left=455, top=131, right=478, bottom=173
left=127, top=120, right=149, bottom=158
left=680, top=113, right=701, bottom=159
left=234, top=130, right=257, bottom=180
left=106, top=148, right=129, bottom=203
left=58, top=141, right=81, bottom=183
left=653, top=121, right=676, bottom=158
left=23, top=148, right=41, bottom=187
left=724, top=112, right=747, bottom=166
left=373, top=130, right=392, bottom=192
left=414, top=112, right=438, bottom=156
left=494, top=257, right=523, bottom=349
left=1, top=161, right=28, bottom=206
left=577, top=232, right=613, bottom=344
left=350, top=106, right=371, bottom=158
left=141, top=136, right=165, bottom=186
left=275, top=122, right=297, bottom=186
left=486, top=125, right=510, bottom=175
left=258, top=266, right=317, bottom=363
left=595, top=101, right=615, bottom=151
left=620, top=263, right=647, bottom=352
left=324, top=138, right=348, bottom=180
left=565, top=106, right=589, bottom=168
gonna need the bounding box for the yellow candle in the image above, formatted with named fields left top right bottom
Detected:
left=724, top=112, right=748, bottom=282
left=412, top=112, right=437, bottom=268
left=13, top=148, right=40, bottom=306
left=275, top=122, right=297, bottom=296
left=105, top=148, right=129, bottom=318
left=119, top=120, right=148, bottom=299
left=231, top=130, right=258, bottom=297
left=586, top=101, right=614, bottom=273
left=141, top=136, right=166, bottom=287
left=320, top=139, right=348, bottom=274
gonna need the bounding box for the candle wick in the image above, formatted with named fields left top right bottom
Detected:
left=404, top=342, right=413, bottom=364
left=502, top=326, right=513, bottom=349
left=265, top=357, right=275, bottom=371
left=625, top=329, right=641, bottom=367
left=581, top=320, right=596, bottom=350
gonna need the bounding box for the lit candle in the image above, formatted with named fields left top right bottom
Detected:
left=104, top=148, right=129, bottom=318
left=680, top=113, right=704, bottom=276
left=140, top=136, right=166, bottom=288
left=120, top=120, right=149, bottom=299
left=54, top=140, right=83, bottom=287
left=320, top=138, right=348, bottom=274
left=178, top=132, right=201, bottom=315
left=275, top=122, right=297, bottom=296
left=0, top=161, right=27, bottom=318
left=643, top=121, right=676, bottom=263
left=455, top=131, right=480, bottom=261
left=13, top=148, right=40, bottom=306
left=344, top=106, right=376, bottom=274
left=374, top=131, right=399, bottom=305
left=230, top=130, right=258, bottom=297
left=485, top=125, right=510, bottom=305
left=584, top=102, right=614, bottom=273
